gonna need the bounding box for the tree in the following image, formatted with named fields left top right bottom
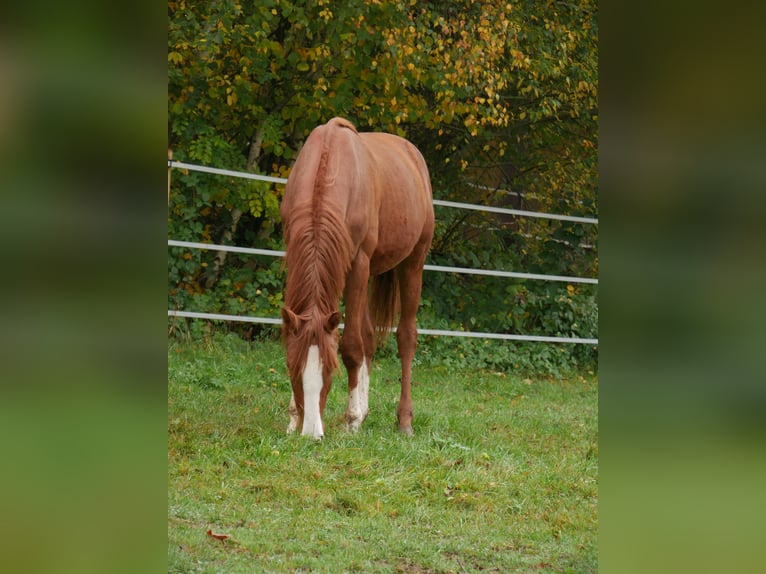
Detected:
left=168, top=0, right=598, bottom=372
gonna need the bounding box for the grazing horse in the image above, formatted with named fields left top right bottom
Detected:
left=280, top=117, right=434, bottom=439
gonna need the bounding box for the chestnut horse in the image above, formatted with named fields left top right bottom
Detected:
left=280, top=117, right=434, bottom=439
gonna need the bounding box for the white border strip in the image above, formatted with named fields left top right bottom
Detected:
left=417, top=328, right=598, bottom=345
left=169, top=160, right=287, bottom=184
left=169, top=160, right=598, bottom=224
left=431, top=199, right=598, bottom=224
left=423, top=263, right=597, bottom=285
left=167, top=240, right=597, bottom=285
left=167, top=310, right=597, bottom=345
left=168, top=310, right=282, bottom=325
left=168, top=239, right=285, bottom=257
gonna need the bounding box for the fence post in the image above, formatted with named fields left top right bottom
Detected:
left=167, top=149, right=173, bottom=205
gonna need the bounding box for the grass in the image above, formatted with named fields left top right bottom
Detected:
left=168, top=334, right=597, bottom=573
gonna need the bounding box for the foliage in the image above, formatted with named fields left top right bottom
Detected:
left=168, top=0, right=598, bottom=374
left=168, top=336, right=598, bottom=573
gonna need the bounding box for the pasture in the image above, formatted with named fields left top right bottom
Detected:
left=168, top=334, right=597, bottom=573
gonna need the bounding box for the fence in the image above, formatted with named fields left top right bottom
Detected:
left=168, top=160, right=598, bottom=345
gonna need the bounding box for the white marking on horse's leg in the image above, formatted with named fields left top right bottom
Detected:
left=286, top=391, right=299, bottom=434
left=301, top=345, right=324, bottom=440
left=346, top=357, right=370, bottom=432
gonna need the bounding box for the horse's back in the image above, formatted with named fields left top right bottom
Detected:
left=283, top=118, right=433, bottom=273
left=357, top=131, right=434, bottom=271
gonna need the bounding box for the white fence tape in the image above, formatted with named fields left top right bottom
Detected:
left=168, top=160, right=598, bottom=224
left=169, top=160, right=288, bottom=184
left=167, top=310, right=598, bottom=345
left=167, top=240, right=598, bottom=285
left=168, top=239, right=285, bottom=258
left=168, top=160, right=598, bottom=345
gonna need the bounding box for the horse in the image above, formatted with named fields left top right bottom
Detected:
left=279, top=117, right=434, bottom=439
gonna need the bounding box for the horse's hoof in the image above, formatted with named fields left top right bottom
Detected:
left=346, top=420, right=361, bottom=433
left=398, top=425, right=414, bottom=436
left=345, top=411, right=367, bottom=433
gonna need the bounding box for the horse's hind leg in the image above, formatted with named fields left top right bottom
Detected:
left=395, top=255, right=428, bottom=435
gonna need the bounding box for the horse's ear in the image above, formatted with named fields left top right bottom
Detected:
left=281, top=307, right=301, bottom=335
left=325, top=310, right=342, bottom=333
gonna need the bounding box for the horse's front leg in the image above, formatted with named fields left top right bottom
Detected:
left=286, top=391, right=300, bottom=434
left=341, top=256, right=373, bottom=432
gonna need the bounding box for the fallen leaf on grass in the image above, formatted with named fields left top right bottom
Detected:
left=207, top=529, right=230, bottom=541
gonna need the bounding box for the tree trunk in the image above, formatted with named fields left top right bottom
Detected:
left=205, top=207, right=243, bottom=288
left=246, top=127, right=264, bottom=171
left=204, top=127, right=264, bottom=289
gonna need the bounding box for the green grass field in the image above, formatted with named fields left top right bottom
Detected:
left=168, top=334, right=597, bottom=573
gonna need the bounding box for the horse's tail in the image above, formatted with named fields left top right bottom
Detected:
left=369, top=269, right=400, bottom=349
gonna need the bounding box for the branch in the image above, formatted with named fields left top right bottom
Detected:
left=246, top=126, right=264, bottom=171
left=554, top=1, right=595, bottom=16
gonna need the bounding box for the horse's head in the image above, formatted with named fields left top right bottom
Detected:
left=281, top=306, right=342, bottom=439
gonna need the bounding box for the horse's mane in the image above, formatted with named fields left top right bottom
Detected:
left=282, top=119, right=356, bottom=378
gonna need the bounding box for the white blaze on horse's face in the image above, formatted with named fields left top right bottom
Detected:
left=346, top=357, right=370, bottom=432
left=301, top=345, right=325, bottom=440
